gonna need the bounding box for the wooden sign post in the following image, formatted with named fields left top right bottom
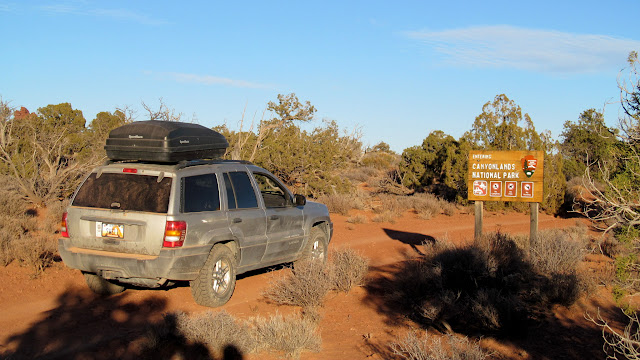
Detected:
left=467, top=151, right=544, bottom=249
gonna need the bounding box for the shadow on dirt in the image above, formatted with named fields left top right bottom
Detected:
left=383, top=228, right=435, bottom=255
left=362, top=234, right=625, bottom=359
left=1, top=288, right=244, bottom=360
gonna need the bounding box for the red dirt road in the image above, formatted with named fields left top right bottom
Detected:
left=0, top=210, right=621, bottom=359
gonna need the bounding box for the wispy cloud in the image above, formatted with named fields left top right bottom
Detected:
left=162, top=72, right=272, bottom=89
left=38, top=2, right=168, bottom=25
left=0, top=3, right=14, bottom=12
left=407, top=25, right=640, bottom=73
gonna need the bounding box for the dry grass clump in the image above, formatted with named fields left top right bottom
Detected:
left=0, top=179, right=67, bottom=276
left=146, top=310, right=320, bottom=359
left=0, top=178, right=30, bottom=217
left=346, top=214, right=368, bottom=224
left=389, top=331, right=488, bottom=360
left=530, top=229, right=585, bottom=276
left=10, top=234, right=58, bottom=277
left=252, top=313, right=321, bottom=359
left=372, top=210, right=398, bottom=224
left=374, top=231, right=587, bottom=336
left=598, top=236, right=622, bottom=258
left=0, top=187, right=60, bottom=276
left=0, top=217, right=25, bottom=266
left=264, top=249, right=370, bottom=307
left=410, top=193, right=457, bottom=218
left=263, top=260, right=332, bottom=308
left=330, top=248, right=369, bottom=292
left=377, top=193, right=410, bottom=213
left=147, top=310, right=256, bottom=357
left=317, top=192, right=366, bottom=216
left=529, top=227, right=589, bottom=305
left=343, top=166, right=380, bottom=183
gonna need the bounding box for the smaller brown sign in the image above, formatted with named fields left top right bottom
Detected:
left=505, top=181, right=517, bottom=197
left=472, top=180, right=488, bottom=197
left=521, top=182, right=534, bottom=198
left=490, top=181, right=502, bottom=197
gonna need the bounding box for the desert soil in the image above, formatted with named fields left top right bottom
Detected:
left=0, top=209, right=623, bottom=359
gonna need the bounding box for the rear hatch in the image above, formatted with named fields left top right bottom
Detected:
left=66, top=166, right=174, bottom=256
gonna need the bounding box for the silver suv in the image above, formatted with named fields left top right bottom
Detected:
left=58, top=159, right=333, bottom=307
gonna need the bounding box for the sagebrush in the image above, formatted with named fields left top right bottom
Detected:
left=252, top=313, right=321, bottom=359
left=330, top=248, right=369, bottom=293
left=389, top=331, right=488, bottom=360
left=371, top=229, right=587, bottom=335
left=263, top=260, right=332, bottom=308
left=264, top=249, right=370, bottom=307
left=146, top=310, right=321, bottom=359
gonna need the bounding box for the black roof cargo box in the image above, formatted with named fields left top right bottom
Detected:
left=105, top=120, right=229, bottom=163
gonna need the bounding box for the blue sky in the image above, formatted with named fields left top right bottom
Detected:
left=2, top=1, right=639, bottom=152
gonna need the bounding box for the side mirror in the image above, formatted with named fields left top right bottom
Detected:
left=294, top=194, right=306, bottom=206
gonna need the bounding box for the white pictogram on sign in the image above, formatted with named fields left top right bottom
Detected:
left=473, top=180, right=487, bottom=196
left=490, top=181, right=502, bottom=197
left=521, top=182, right=534, bottom=198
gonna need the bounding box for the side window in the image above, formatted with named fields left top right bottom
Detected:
left=223, top=171, right=258, bottom=210
left=182, top=173, right=220, bottom=213
left=254, top=173, right=289, bottom=208
left=223, top=173, right=236, bottom=210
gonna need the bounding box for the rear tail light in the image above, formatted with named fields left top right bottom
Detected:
left=61, top=212, right=69, bottom=238
left=163, top=221, right=186, bottom=247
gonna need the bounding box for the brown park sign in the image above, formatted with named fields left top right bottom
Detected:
left=468, top=150, right=544, bottom=203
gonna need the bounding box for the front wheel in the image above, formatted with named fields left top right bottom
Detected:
left=294, top=226, right=328, bottom=267
left=190, top=244, right=237, bottom=307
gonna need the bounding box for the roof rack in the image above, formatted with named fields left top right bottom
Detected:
left=102, top=159, right=254, bottom=169
left=175, top=159, right=254, bottom=169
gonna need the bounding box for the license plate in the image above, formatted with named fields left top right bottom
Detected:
left=96, top=222, right=124, bottom=239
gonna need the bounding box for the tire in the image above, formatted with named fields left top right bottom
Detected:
left=190, top=244, right=237, bottom=307
left=294, top=226, right=328, bottom=267
left=83, top=272, right=126, bottom=295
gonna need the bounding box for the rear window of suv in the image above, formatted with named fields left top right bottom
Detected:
left=73, top=173, right=172, bottom=213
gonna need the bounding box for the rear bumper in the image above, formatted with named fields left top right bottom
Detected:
left=58, top=238, right=212, bottom=282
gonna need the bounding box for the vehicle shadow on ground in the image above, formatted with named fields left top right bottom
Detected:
left=361, top=241, right=626, bottom=359
left=1, top=288, right=244, bottom=360
left=382, top=228, right=435, bottom=255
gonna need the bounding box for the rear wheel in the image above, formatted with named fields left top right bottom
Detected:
left=294, top=226, right=328, bottom=267
left=190, top=244, right=237, bottom=307
left=83, top=272, right=126, bottom=295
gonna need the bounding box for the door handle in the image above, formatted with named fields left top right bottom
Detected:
left=232, top=218, right=242, bottom=223
left=269, top=215, right=280, bottom=220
